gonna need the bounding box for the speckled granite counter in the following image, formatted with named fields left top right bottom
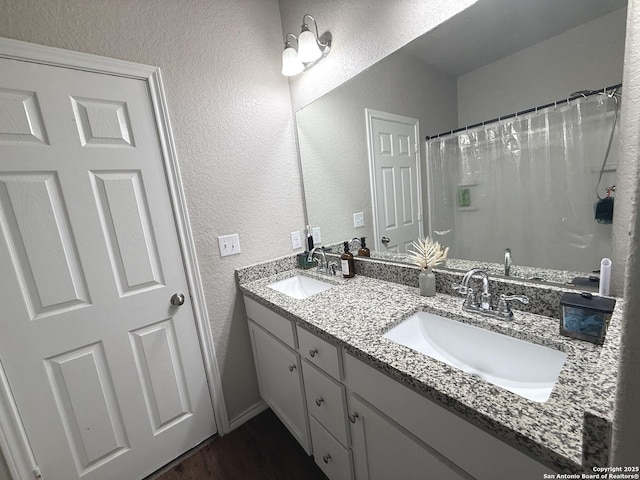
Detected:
left=237, top=257, right=622, bottom=473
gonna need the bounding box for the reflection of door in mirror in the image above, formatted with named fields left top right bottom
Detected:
left=366, top=110, right=422, bottom=253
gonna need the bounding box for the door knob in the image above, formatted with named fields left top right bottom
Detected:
left=381, top=236, right=390, bottom=244
left=170, top=292, right=185, bottom=306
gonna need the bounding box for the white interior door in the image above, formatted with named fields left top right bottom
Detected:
left=367, top=110, right=422, bottom=253
left=0, top=58, right=216, bottom=480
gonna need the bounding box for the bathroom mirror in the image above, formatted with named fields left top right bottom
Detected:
left=296, top=0, right=627, bottom=284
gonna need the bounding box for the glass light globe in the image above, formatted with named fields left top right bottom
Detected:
left=281, top=46, right=304, bottom=76
left=297, top=29, right=322, bottom=63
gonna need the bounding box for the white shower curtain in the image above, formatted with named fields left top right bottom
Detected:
left=427, top=93, right=618, bottom=274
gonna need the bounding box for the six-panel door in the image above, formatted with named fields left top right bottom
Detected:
left=0, top=58, right=216, bottom=479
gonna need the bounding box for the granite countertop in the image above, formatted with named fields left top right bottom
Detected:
left=238, top=264, right=622, bottom=473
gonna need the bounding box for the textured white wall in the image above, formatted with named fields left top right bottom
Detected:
left=611, top=0, right=640, bottom=464
left=297, top=50, right=457, bottom=248
left=457, top=8, right=626, bottom=126
left=278, top=0, right=477, bottom=111
left=0, top=0, right=304, bottom=422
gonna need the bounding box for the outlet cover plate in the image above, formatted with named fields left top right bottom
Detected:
left=312, top=227, right=322, bottom=245
left=291, top=231, right=302, bottom=250
left=218, top=233, right=241, bottom=257
left=353, top=212, right=364, bottom=228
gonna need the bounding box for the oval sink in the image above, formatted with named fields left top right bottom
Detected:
left=383, top=311, right=567, bottom=402
left=267, top=275, right=334, bottom=299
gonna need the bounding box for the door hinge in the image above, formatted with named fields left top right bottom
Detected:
left=33, top=466, right=43, bottom=479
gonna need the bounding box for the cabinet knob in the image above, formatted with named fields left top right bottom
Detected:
left=309, top=348, right=318, bottom=357
left=288, top=365, right=296, bottom=372
left=315, top=397, right=324, bottom=407
left=322, top=454, right=331, bottom=464
left=348, top=412, right=359, bottom=423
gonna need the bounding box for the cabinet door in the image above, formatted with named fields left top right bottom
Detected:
left=249, top=321, right=310, bottom=453
left=349, top=395, right=468, bottom=480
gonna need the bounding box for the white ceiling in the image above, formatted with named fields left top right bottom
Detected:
left=403, top=0, right=627, bottom=76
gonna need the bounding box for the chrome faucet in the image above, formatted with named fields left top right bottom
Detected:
left=308, top=246, right=327, bottom=272
left=460, top=268, right=491, bottom=309
left=308, top=247, right=339, bottom=275
left=504, top=248, right=512, bottom=276
left=453, top=268, right=529, bottom=319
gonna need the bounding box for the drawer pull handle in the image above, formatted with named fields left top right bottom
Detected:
left=348, top=412, right=359, bottom=423
left=309, top=348, right=318, bottom=357
left=315, top=397, right=324, bottom=407
left=288, top=365, right=296, bottom=372
left=322, top=454, right=331, bottom=464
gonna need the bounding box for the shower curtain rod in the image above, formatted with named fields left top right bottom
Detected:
left=425, top=82, right=622, bottom=141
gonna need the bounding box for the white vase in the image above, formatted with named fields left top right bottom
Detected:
left=419, top=268, right=436, bottom=297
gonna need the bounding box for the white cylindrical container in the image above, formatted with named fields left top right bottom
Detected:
left=599, top=258, right=612, bottom=296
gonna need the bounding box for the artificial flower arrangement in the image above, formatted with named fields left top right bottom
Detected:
left=407, top=236, right=449, bottom=269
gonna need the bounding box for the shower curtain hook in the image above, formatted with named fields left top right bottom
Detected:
left=554, top=101, right=557, bottom=110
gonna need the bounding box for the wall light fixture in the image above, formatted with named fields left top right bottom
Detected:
left=281, top=14, right=331, bottom=77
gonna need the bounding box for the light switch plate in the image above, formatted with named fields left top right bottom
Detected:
left=353, top=212, right=365, bottom=228
left=312, top=227, right=322, bottom=245
left=291, top=231, right=302, bottom=250
left=218, top=233, right=241, bottom=257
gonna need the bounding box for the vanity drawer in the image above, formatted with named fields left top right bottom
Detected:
left=309, top=415, right=353, bottom=480
left=302, top=360, right=349, bottom=446
left=245, top=296, right=296, bottom=348
left=297, top=326, right=341, bottom=379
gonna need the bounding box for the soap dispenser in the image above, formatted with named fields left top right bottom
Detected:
left=358, top=237, right=370, bottom=257
left=341, top=241, right=356, bottom=278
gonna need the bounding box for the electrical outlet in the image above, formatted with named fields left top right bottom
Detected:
left=218, top=233, right=241, bottom=257
left=291, top=231, right=302, bottom=250
left=312, top=227, right=322, bottom=245
left=353, top=212, right=365, bottom=228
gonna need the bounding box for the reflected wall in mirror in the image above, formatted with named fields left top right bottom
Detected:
left=297, top=0, right=627, bottom=283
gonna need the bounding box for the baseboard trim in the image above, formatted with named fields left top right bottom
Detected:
left=228, top=400, right=269, bottom=433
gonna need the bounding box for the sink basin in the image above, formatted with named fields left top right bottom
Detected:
left=267, top=275, right=334, bottom=299
left=383, top=311, right=567, bottom=402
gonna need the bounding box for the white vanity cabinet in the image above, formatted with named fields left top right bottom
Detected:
left=349, top=394, right=468, bottom=480
left=344, top=353, right=553, bottom=480
left=244, top=295, right=553, bottom=480
left=245, top=297, right=311, bottom=453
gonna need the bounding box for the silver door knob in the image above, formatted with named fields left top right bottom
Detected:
left=381, top=236, right=390, bottom=244
left=170, top=293, right=185, bottom=306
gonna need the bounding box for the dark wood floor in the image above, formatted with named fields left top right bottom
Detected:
left=146, top=409, right=327, bottom=480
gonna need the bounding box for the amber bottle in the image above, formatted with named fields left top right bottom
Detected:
left=358, top=237, right=370, bottom=257
left=341, top=241, right=356, bottom=278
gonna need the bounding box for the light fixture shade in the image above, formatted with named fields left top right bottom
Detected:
left=297, top=29, right=322, bottom=63
left=282, top=46, right=304, bottom=76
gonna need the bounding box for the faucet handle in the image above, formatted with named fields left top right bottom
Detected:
left=452, top=284, right=479, bottom=308
left=451, top=283, right=470, bottom=295
left=502, top=295, right=529, bottom=304
left=328, top=261, right=340, bottom=276
left=496, top=294, right=529, bottom=318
